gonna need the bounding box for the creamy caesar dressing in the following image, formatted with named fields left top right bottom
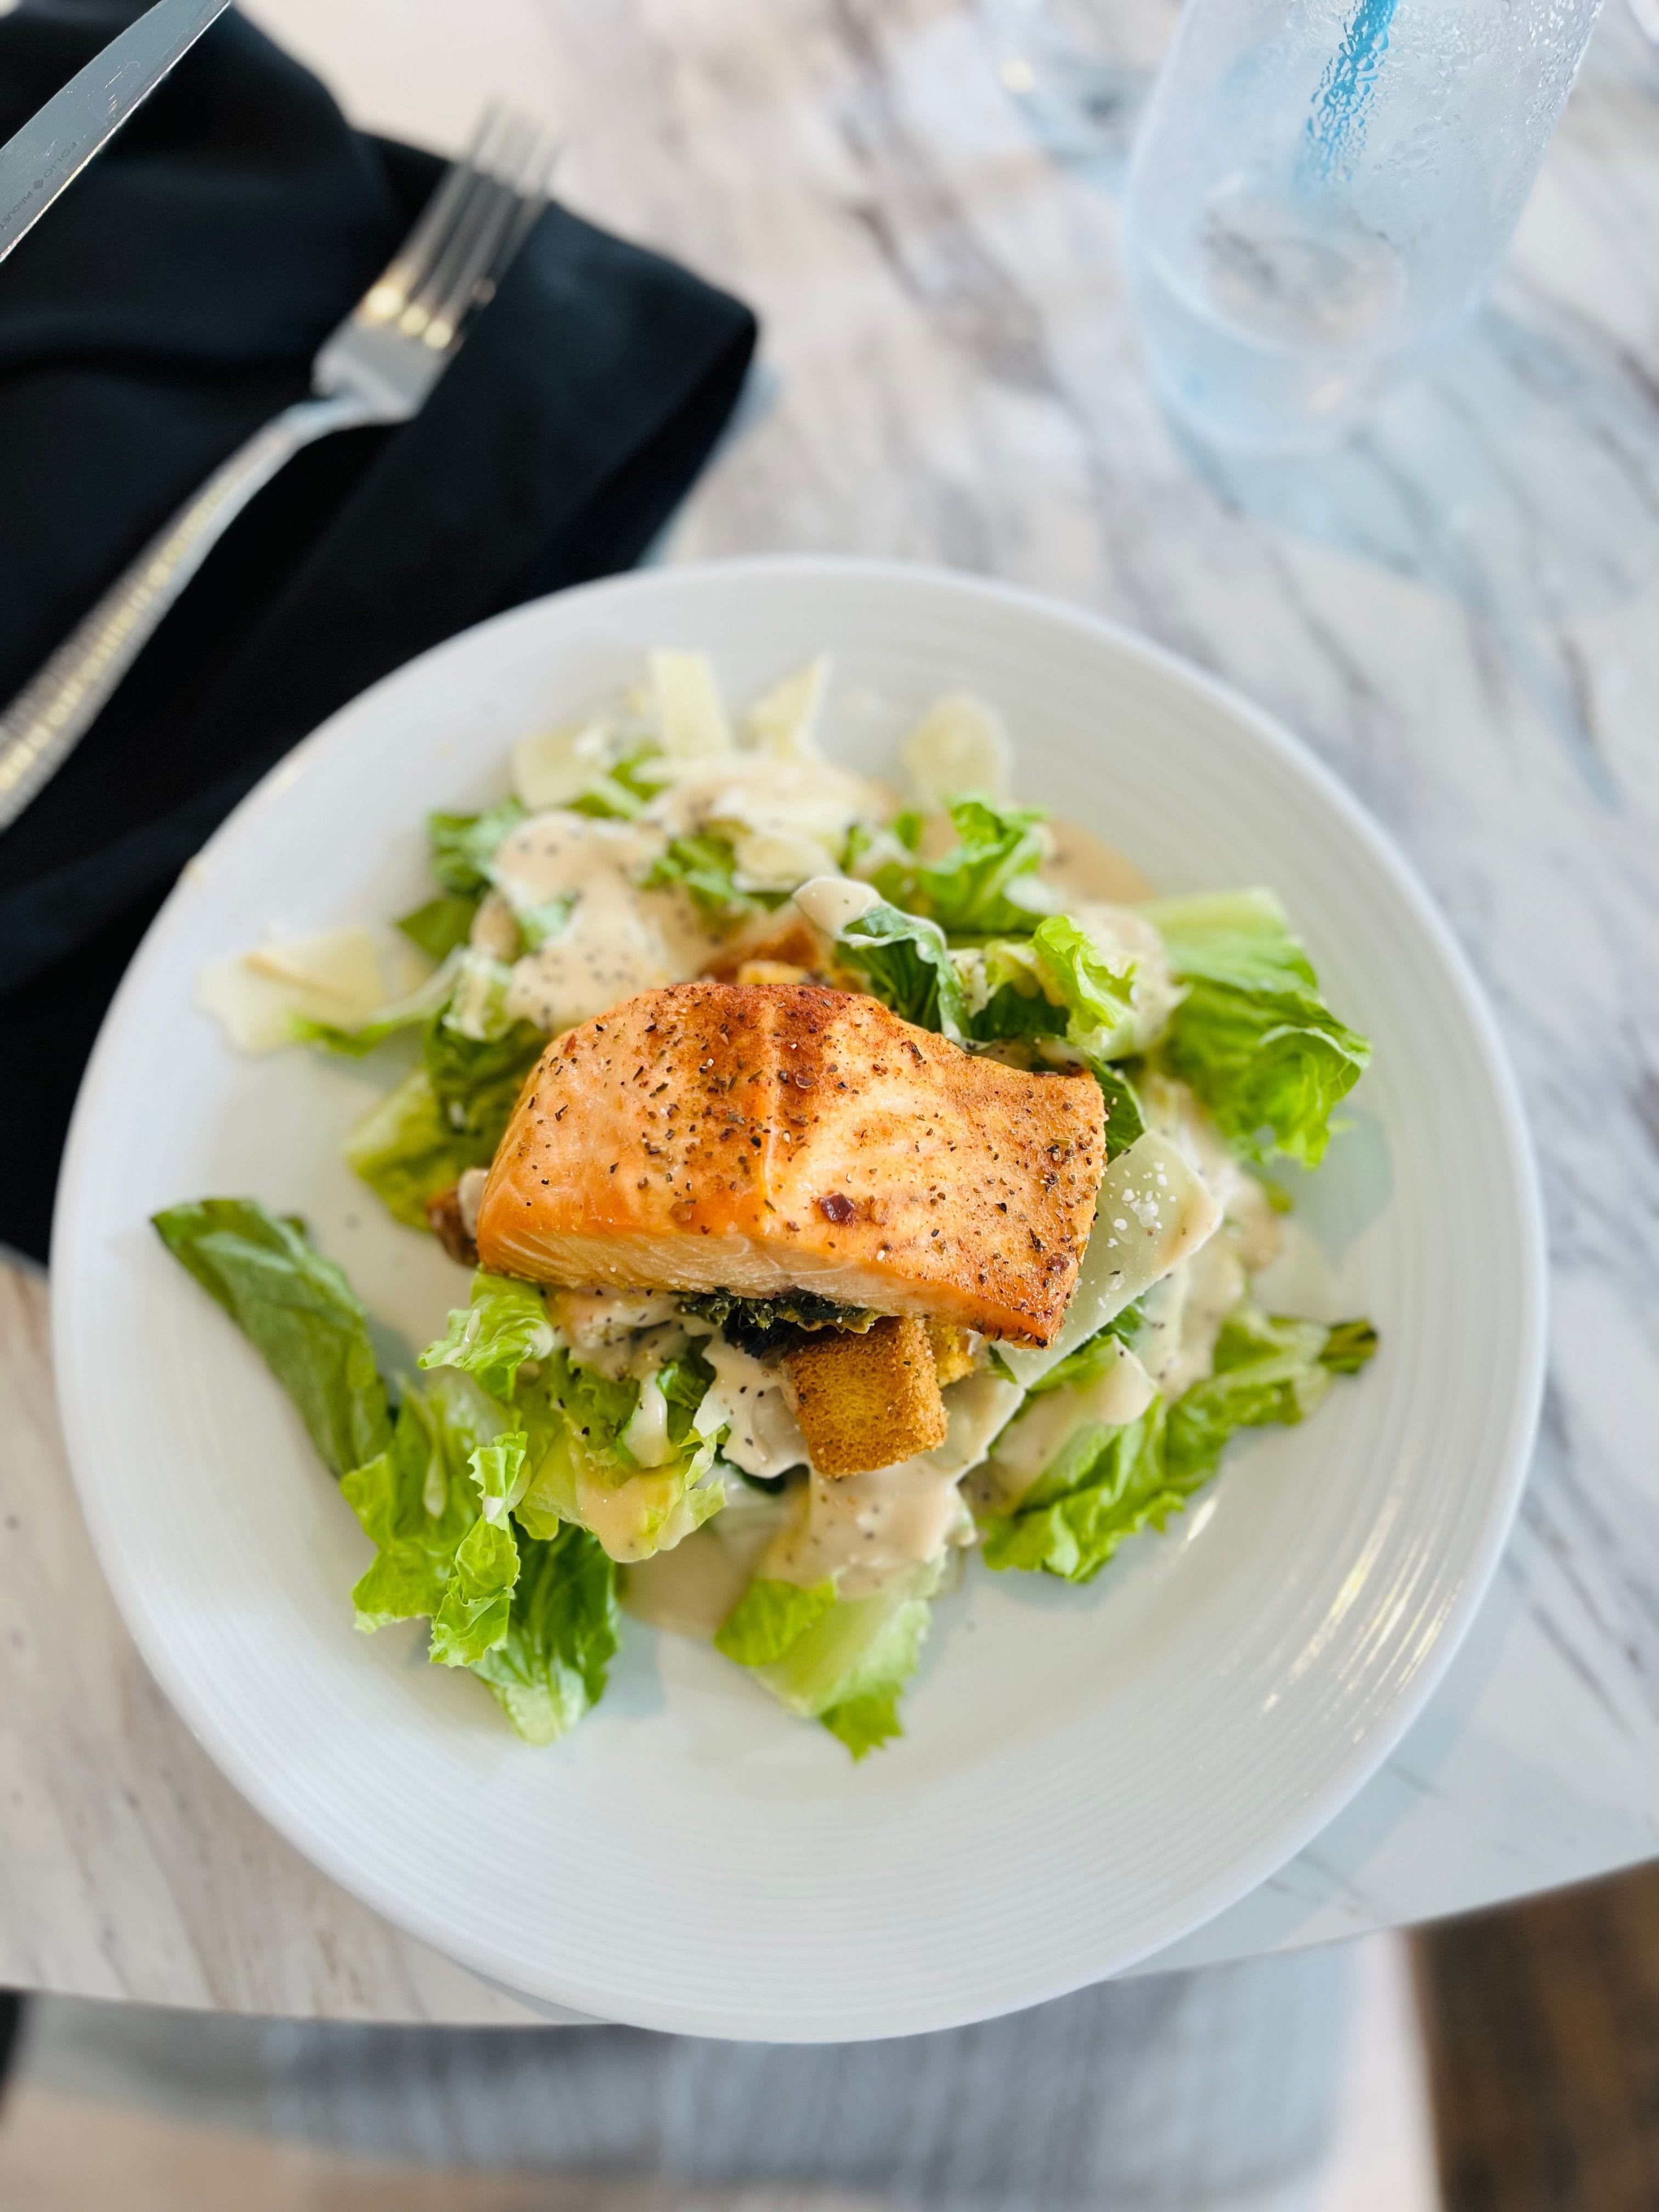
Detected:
left=620, top=1482, right=793, bottom=1639
left=793, top=873, right=882, bottom=939
left=622, top=1370, right=674, bottom=1467
left=646, top=749, right=884, bottom=894
left=548, top=1288, right=684, bottom=1376
left=1116, top=1083, right=1284, bottom=1399
left=1139, top=1233, right=1245, bottom=1401
left=483, top=812, right=723, bottom=1034
left=930, top=1369, right=1026, bottom=1477
left=761, top=1398, right=982, bottom=1601
left=692, top=1336, right=809, bottom=1479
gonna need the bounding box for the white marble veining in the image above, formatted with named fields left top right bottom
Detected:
left=2, top=0, right=1655, bottom=2017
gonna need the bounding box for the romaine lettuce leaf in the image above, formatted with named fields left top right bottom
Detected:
left=157, top=1199, right=622, bottom=1742
left=1030, top=915, right=1139, bottom=1059
left=338, top=1380, right=479, bottom=1628
left=340, top=1012, right=543, bottom=1231
left=341, top=1069, right=473, bottom=1229
left=152, top=1199, right=390, bottom=1477
left=469, top=1523, right=619, bottom=1744
left=340, top=1374, right=495, bottom=1628
left=420, top=1272, right=554, bottom=1404
left=421, top=1284, right=727, bottom=1565
left=981, top=1304, right=1378, bottom=1582
left=856, top=797, right=1054, bottom=936
left=642, top=831, right=787, bottom=922
left=1086, top=1059, right=1147, bottom=1160
left=835, top=900, right=969, bottom=1039
left=721, top=1564, right=941, bottom=1758
left=567, top=744, right=670, bottom=822
left=428, top=800, right=527, bottom=895
left=714, top=1576, right=837, bottom=1664
left=1142, top=890, right=1370, bottom=1166
left=427, top=1504, right=522, bottom=1666
left=397, top=893, right=479, bottom=963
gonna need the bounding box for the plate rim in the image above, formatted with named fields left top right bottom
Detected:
left=49, top=554, right=1548, bottom=2038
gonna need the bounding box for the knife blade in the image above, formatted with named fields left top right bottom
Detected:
left=0, top=0, right=233, bottom=266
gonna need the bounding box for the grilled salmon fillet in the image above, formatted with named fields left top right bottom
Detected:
left=475, top=981, right=1104, bottom=1345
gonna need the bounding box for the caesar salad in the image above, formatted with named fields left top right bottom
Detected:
left=159, top=649, right=1375, bottom=1757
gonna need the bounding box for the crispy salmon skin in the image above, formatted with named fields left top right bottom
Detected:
left=475, top=981, right=1104, bottom=1345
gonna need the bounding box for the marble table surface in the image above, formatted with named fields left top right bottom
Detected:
left=4, top=0, right=1657, bottom=2024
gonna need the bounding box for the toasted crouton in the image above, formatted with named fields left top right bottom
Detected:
left=700, top=916, right=830, bottom=983
left=733, top=958, right=813, bottom=986
left=927, top=1321, right=978, bottom=1387
left=785, top=1316, right=949, bottom=1477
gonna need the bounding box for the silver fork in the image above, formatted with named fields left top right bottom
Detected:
left=0, top=105, right=557, bottom=836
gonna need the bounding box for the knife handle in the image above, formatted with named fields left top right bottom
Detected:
left=0, top=389, right=372, bottom=837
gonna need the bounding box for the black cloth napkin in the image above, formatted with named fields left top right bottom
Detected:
left=0, top=2, right=757, bottom=1262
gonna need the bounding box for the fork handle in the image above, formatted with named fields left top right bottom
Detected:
left=0, top=389, right=375, bottom=836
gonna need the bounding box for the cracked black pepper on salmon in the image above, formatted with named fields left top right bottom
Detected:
left=474, top=980, right=1106, bottom=1346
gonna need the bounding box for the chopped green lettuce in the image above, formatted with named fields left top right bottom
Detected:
left=340, top=1011, right=543, bottom=1232
left=397, top=893, right=479, bottom=963
left=981, top=1304, right=1378, bottom=1582
left=340, top=1373, right=497, bottom=1628
left=341, top=1068, right=473, bottom=1229
left=718, top=1561, right=941, bottom=1758
left=419, top=1272, right=554, bottom=1404
left=1087, top=1060, right=1147, bottom=1159
left=836, top=900, right=969, bottom=1039
left=428, top=800, right=526, bottom=894
left=151, top=1200, right=390, bottom=1477
left=714, top=1576, right=837, bottom=1664
left=156, top=1203, right=614, bottom=1740
left=1142, top=890, right=1370, bottom=1166
left=856, top=797, right=1054, bottom=936
left=643, top=831, right=789, bottom=921
left=567, top=743, right=670, bottom=821
left=420, top=1278, right=726, bottom=1565
left=1030, top=915, right=1139, bottom=1060
left=469, top=1523, right=619, bottom=1744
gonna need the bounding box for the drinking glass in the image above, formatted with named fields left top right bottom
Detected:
left=979, top=0, right=1181, bottom=162
left=1121, top=0, right=1608, bottom=450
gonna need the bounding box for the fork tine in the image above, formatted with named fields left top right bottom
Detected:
left=475, top=127, right=559, bottom=309
left=396, top=155, right=503, bottom=338
left=399, top=110, right=522, bottom=340
left=419, top=114, right=553, bottom=352
left=359, top=104, right=500, bottom=327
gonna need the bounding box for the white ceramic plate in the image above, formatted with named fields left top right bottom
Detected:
left=52, top=558, right=1544, bottom=2041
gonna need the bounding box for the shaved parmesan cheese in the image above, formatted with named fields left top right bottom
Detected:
left=732, top=826, right=842, bottom=892
left=649, top=650, right=733, bottom=759
left=900, top=692, right=1013, bottom=806
left=999, top=1132, right=1222, bottom=1389
left=510, top=719, right=612, bottom=809
left=930, top=1369, right=1026, bottom=1477
left=198, top=928, right=407, bottom=1053
left=745, top=656, right=830, bottom=757
left=983, top=1341, right=1157, bottom=1504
